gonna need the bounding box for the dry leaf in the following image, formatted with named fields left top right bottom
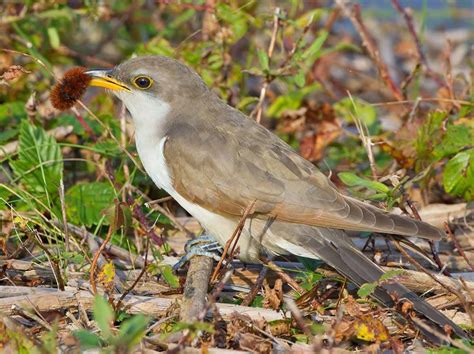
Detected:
left=353, top=315, right=390, bottom=343
left=97, top=261, right=116, bottom=292
left=263, top=279, right=283, bottom=310
left=0, top=65, right=30, bottom=83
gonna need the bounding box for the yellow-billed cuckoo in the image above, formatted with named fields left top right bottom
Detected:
left=85, top=56, right=466, bottom=340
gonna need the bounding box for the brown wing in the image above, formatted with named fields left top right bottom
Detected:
left=164, top=105, right=444, bottom=240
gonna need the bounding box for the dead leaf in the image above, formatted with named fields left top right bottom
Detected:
left=353, top=315, right=390, bottom=343
left=97, top=261, right=116, bottom=292
left=344, top=295, right=362, bottom=317
left=268, top=319, right=291, bottom=337
left=263, top=279, right=283, bottom=310
left=333, top=317, right=355, bottom=343
left=238, top=332, right=272, bottom=354
left=0, top=65, right=30, bottom=83
left=400, top=300, right=414, bottom=316
left=279, top=102, right=341, bottom=161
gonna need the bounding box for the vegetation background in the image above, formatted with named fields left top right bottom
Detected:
left=0, top=0, right=472, bottom=353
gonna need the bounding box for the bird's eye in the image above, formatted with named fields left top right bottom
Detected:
left=133, top=76, right=153, bottom=89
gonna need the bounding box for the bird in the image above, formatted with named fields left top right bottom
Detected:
left=84, top=55, right=466, bottom=341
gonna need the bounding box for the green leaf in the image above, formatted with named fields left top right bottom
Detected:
left=257, top=49, right=269, bottom=72
left=433, top=123, right=474, bottom=159
left=66, top=182, right=116, bottom=226
left=74, top=330, right=105, bottom=349
left=338, top=172, right=390, bottom=193
left=379, top=269, right=404, bottom=282
left=294, top=70, right=306, bottom=88
left=0, top=128, right=18, bottom=144
left=237, top=96, right=259, bottom=110
left=47, top=27, right=60, bottom=49
left=160, top=265, right=180, bottom=288
left=302, top=30, right=328, bottom=61
left=92, top=140, right=122, bottom=157
left=93, top=295, right=114, bottom=340
left=216, top=3, right=249, bottom=42
left=10, top=121, right=63, bottom=207
left=443, top=150, right=474, bottom=201
left=116, top=315, right=149, bottom=347
left=267, top=83, right=320, bottom=118
left=0, top=102, right=27, bottom=124
left=357, top=282, right=377, bottom=298
left=334, top=97, right=377, bottom=128
left=0, top=184, right=12, bottom=210
left=415, top=111, right=446, bottom=169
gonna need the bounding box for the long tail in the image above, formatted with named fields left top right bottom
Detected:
left=294, top=228, right=467, bottom=342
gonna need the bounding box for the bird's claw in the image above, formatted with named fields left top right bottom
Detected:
left=173, top=234, right=223, bottom=272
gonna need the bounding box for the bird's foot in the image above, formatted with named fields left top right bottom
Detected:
left=173, top=234, right=223, bottom=272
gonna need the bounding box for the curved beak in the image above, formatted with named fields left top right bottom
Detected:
left=85, top=69, right=131, bottom=92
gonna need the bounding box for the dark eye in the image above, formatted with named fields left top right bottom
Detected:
left=133, top=76, right=153, bottom=89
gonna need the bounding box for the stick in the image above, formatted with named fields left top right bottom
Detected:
left=179, top=255, right=214, bottom=323
left=90, top=201, right=120, bottom=294
left=211, top=200, right=256, bottom=282
left=445, top=222, right=474, bottom=272
left=336, top=0, right=403, bottom=101
left=0, top=289, right=288, bottom=322
left=252, top=7, right=281, bottom=123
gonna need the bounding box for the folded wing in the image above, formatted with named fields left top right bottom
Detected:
left=164, top=109, right=443, bottom=240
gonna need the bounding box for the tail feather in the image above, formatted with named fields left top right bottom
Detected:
left=347, top=197, right=445, bottom=240
left=295, top=228, right=467, bottom=342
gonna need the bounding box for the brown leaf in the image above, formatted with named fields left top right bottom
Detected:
left=344, top=295, right=362, bottom=317
left=268, top=319, right=291, bottom=337
left=0, top=65, right=30, bottom=82
left=238, top=332, right=272, bottom=354
left=279, top=102, right=341, bottom=161
left=400, top=300, right=414, bottom=316
left=333, top=317, right=355, bottom=343
left=263, top=279, right=283, bottom=310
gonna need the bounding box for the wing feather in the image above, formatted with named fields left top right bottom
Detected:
left=164, top=106, right=444, bottom=240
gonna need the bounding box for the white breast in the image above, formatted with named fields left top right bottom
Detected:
left=118, top=91, right=256, bottom=256
left=137, top=135, right=237, bottom=245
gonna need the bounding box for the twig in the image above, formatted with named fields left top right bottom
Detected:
left=241, top=264, right=268, bottom=306
left=348, top=91, right=378, bottom=179
left=284, top=298, right=313, bottom=339
left=390, top=0, right=447, bottom=90
left=410, top=316, right=472, bottom=352
left=263, top=258, right=305, bottom=295
left=115, top=237, right=151, bottom=312
left=11, top=304, right=52, bottom=331
left=29, top=231, right=65, bottom=291
left=252, top=7, right=281, bottom=123
left=211, top=201, right=256, bottom=282
left=60, top=220, right=146, bottom=268
left=392, top=239, right=474, bottom=325
left=127, top=194, right=164, bottom=247
left=445, top=222, right=474, bottom=272
left=90, top=200, right=120, bottom=294
left=58, top=179, right=69, bottom=253
left=405, top=199, right=449, bottom=275
left=70, top=107, right=97, bottom=141
left=336, top=0, right=403, bottom=101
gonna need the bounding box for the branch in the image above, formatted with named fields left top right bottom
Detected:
left=336, top=0, right=403, bottom=101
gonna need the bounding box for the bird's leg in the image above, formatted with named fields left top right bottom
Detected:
left=173, top=234, right=223, bottom=272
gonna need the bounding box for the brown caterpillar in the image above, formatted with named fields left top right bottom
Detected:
left=50, top=67, right=91, bottom=111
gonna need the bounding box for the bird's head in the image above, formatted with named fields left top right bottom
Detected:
left=86, top=56, right=209, bottom=129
